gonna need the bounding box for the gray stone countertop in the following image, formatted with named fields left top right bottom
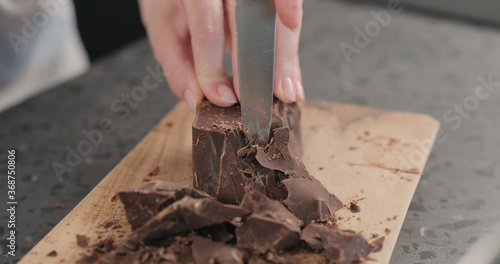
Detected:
left=1, top=0, right=499, bottom=263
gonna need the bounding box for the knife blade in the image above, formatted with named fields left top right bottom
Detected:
left=236, top=0, right=276, bottom=145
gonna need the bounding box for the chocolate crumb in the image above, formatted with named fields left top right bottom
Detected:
left=103, top=221, right=114, bottom=229
left=56, top=203, right=66, bottom=209
left=372, top=233, right=379, bottom=238
left=47, top=250, right=57, bottom=257
left=393, top=215, right=397, bottom=220
left=76, top=234, right=89, bottom=247
left=148, top=166, right=160, bottom=176
left=349, top=146, right=357, bottom=150
left=110, top=193, right=119, bottom=202
left=364, top=131, right=370, bottom=136
left=386, top=217, right=392, bottom=221
left=166, top=122, right=173, bottom=127
left=349, top=202, right=361, bottom=213
left=385, top=228, right=391, bottom=235
left=318, top=167, right=324, bottom=171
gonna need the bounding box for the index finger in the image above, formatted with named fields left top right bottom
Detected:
left=275, top=0, right=303, bottom=30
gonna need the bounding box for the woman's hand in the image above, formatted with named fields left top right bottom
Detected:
left=138, top=0, right=304, bottom=113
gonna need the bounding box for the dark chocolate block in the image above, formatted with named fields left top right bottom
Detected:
left=192, top=99, right=307, bottom=204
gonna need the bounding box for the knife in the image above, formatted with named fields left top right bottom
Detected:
left=236, top=0, right=276, bottom=145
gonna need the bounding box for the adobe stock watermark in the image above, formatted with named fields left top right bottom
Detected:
left=339, top=0, right=411, bottom=64
left=7, top=0, right=71, bottom=53
left=51, top=64, right=165, bottom=182
left=396, top=74, right=499, bottom=170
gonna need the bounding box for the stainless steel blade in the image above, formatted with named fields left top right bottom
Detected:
left=236, top=0, right=276, bottom=144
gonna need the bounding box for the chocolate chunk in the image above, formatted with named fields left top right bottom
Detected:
left=240, top=190, right=301, bottom=226
left=135, top=196, right=250, bottom=241
left=236, top=214, right=301, bottom=254
left=118, top=181, right=210, bottom=229
left=370, top=236, right=385, bottom=252
left=76, top=234, right=89, bottom=247
left=283, top=178, right=343, bottom=223
left=301, top=224, right=373, bottom=264
left=47, top=250, right=57, bottom=257
left=349, top=202, right=361, bottom=213
left=236, top=191, right=301, bottom=253
left=192, top=236, right=244, bottom=264
left=192, top=99, right=305, bottom=204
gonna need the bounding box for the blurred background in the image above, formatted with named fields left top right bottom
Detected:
left=77, top=0, right=500, bottom=62
left=73, top=0, right=144, bottom=62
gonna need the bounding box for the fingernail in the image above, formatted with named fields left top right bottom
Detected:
left=282, top=76, right=296, bottom=102
left=217, top=84, right=238, bottom=105
left=296, top=81, right=305, bottom=101
left=184, top=89, right=198, bottom=113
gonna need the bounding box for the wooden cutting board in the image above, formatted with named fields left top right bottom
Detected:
left=20, top=100, right=439, bottom=264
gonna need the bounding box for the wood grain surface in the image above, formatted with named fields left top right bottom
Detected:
left=20, top=100, right=439, bottom=264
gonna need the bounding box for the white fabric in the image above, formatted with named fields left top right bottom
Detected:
left=0, top=0, right=89, bottom=112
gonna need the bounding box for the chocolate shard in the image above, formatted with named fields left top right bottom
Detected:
left=255, top=127, right=309, bottom=178
left=236, top=191, right=301, bottom=253
left=192, top=236, right=244, bottom=264
left=301, top=224, right=373, bottom=264
left=135, top=196, right=250, bottom=241
left=118, top=181, right=210, bottom=230
left=192, top=99, right=305, bottom=204
left=283, top=178, right=343, bottom=223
